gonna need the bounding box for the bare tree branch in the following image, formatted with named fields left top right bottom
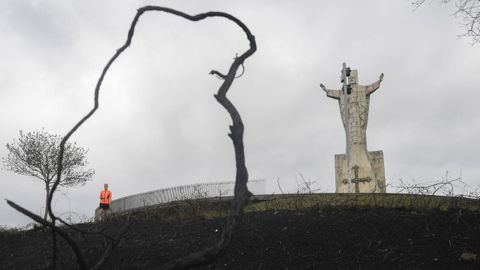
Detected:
left=6, top=6, right=256, bottom=269
left=6, top=199, right=88, bottom=270
left=412, top=0, right=480, bottom=44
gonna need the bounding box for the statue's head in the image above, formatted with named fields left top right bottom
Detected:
left=348, top=70, right=358, bottom=85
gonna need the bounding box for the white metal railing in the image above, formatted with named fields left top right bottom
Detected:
left=108, top=179, right=266, bottom=213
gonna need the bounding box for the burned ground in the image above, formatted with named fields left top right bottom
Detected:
left=1, top=203, right=479, bottom=270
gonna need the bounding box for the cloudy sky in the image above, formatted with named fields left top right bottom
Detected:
left=1, top=0, right=479, bottom=226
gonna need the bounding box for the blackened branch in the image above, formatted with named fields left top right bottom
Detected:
left=210, top=63, right=245, bottom=79
left=235, top=63, right=246, bottom=79
left=8, top=5, right=256, bottom=270
left=210, top=70, right=228, bottom=79
left=6, top=200, right=88, bottom=270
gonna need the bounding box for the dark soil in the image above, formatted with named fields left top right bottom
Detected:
left=1, top=207, right=479, bottom=269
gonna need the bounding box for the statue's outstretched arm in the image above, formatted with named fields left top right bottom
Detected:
left=366, top=73, right=384, bottom=95
left=320, top=83, right=341, bottom=100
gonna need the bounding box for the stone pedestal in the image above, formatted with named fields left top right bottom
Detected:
left=335, top=150, right=386, bottom=193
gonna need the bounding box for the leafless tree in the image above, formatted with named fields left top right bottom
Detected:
left=3, top=129, right=94, bottom=220
left=412, top=0, right=480, bottom=44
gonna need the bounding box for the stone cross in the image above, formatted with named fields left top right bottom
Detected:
left=321, top=67, right=386, bottom=193
left=342, top=165, right=371, bottom=193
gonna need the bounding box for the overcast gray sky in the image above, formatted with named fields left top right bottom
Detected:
left=1, top=0, right=479, bottom=226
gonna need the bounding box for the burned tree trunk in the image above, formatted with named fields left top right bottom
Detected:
left=8, top=5, right=256, bottom=270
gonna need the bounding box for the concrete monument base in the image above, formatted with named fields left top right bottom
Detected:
left=335, top=150, right=386, bottom=193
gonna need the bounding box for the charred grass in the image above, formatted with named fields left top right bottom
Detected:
left=1, top=194, right=479, bottom=269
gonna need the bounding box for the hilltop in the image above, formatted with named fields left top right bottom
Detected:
left=1, top=194, right=480, bottom=269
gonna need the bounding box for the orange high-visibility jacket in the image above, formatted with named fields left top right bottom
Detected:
left=100, top=189, right=112, bottom=204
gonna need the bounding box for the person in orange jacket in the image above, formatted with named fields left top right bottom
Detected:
left=99, top=183, right=112, bottom=210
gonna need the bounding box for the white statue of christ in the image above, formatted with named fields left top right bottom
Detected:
left=320, top=69, right=386, bottom=193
